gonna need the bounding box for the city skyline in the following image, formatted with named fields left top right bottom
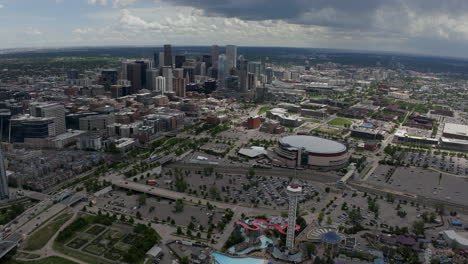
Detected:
left=2, top=0, right=468, bottom=58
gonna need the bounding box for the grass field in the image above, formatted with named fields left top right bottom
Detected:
left=258, top=106, right=272, bottom=115
left=327, top=118, right=353, bottom=127
left=305, top=118, right=320, bottom=123
left=24, top=213, right=73, bottom=251
left=5, top=256, right=78, bottom=264
left=53, top=242, right=113, bottom=264
left=313, top=126, right=343, bottom=136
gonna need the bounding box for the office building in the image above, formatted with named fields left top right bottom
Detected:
left=162, top=66, right=173, bottom=92
left=265, top=67, right=274, bottom=84
left=217, top=54, right=227, bottom=89
left=173, top=78, right=186, bottom=97
left=30, top=102, right=66, bottom=136
left=0, top=149, right=8, bottom=200
left=164, top=44, right=172, bottom=67
left=175, top=55, right=186, bottom=68
left=10, top=116, right=54, bottom=142
left=158, top=52, right=165, bottom=68
left=126, top=60, right=149, bottom=93
left=202, top=55, right=212, bottom=69
left=155, top=76, right=166, bottom=94
left=79, top=114, right=115, bottom=136
left=183, top=66, right=195, bottom=83
left=173, top=68, right=184, bottom=79
left=153, top=52, right=159, bottom=69
left=145, top=69, right=159, bottom=91
left=225, top=45, right=237, bottom=71
left=211, top=45, right=219, bottom=67
left=248, top=61, right=263, bottom=78
left=99, top=69, right=119, bottom=91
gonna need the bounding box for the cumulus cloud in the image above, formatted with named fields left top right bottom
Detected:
left=0, top=4, right=4, bottom=8
left=87, top=0, right=107, bottom=6
left=25, top=28, right=43, bottom=36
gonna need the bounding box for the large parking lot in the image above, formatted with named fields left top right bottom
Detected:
left=367, top=165, right=468, bottom=206
left=404, top=152, right=468, bottom=175
left=152, top=170, right=322, bottom=210
left=94, top=190, right=224, bottom=228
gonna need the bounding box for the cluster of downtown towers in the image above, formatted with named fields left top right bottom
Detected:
left=119, top=45, right=267, bottom=97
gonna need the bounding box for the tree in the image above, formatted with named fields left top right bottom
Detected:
left=348, top=209, right=362, bottom=228
left=136, top=211, right=142, bottom=219
left=209, top=185, right=220, bottom=199
left=180, top=256, right=190, bottom=264
left=326, top=216, right=332, bottom=225
left=412, top=220, right=425, bottom=236
left=174, top=199, right=184, bottom=213
left=138, top=194, right=146, bottom=206
left=177, top=226, right=182, bottom=235
left=318, top=212, right=324, bottom=224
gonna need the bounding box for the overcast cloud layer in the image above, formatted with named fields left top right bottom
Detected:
left=2, top=0, right=468, bottom=58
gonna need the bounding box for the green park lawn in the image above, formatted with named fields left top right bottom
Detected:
left=24, top=213, right=73, bottom=251
left=257, top=106, right=272, bottom=115
left=327, top=117, right=353, bottom=127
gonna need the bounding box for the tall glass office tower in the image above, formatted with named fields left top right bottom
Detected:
left=217, top=54, right=227, bottom=89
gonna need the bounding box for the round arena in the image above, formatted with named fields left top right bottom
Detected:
left=275, top=135, right=349, bottom=168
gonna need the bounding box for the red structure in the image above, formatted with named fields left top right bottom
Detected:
left=146, top=180, right=157, bottom=185
left=243, top=116, right=261, bottom=129
left=236, top=219, right=300, bottom=235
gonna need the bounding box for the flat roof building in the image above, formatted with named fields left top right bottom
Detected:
left=443, top=123, right=468, bottom=140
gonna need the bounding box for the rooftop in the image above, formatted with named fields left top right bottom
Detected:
left=280, top=135, right=347, bottom=154
left=443, top=123, right=468, bottom=136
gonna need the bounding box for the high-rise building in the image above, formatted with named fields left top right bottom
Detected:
left=173, top=68, right=184, bottom=79
left=225, top=45, right=237, bottom=71
left=126, top=61, right=149, bottom=93
left=155, top=76, right=166, bottom=94
left=153, top=52, right=159, bottom=69
left=99, top=69, right=119, bottom=91
left=265, top=67, right=274, bottom=84
left=247, top=73, right=256, bottom=91
left=183, top=66, right=195, bottom=83
left=121, top=59, right=128, bottom=79
left=164, top=44, right=172, bottom=67
left=248, top=61, right=263, bottom=78
left=145, top=69, right=159, bottom=91
left=158, top=52, right=165, bottom=68
left=173, top=78, right=186, bottom=97
left=226, top=76, right=240, bottom=91
left=30, top=102, right=66, bottom=136
left=286, top=185, right=302, bottom=250
left=0, top=148, right=9, bottom=200
left=202, top=55, right=212, bottom=69
left=211, top=45, right=219, bottom=67
left=162, top=66, right=173, bottom=92
left=217, top=54, right=227, bottom=89
left=175, top=55, right=186, bottom=68
left=239, top=57, right=249, bottom=93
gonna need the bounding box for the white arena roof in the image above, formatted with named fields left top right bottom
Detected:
left=279, top=135, right=347, bottom=154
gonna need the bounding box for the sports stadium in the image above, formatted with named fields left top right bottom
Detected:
left=275, top=135, right=349, bottom=168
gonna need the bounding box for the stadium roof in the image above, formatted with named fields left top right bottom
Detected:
left=280, top=135, right=346, bottom=154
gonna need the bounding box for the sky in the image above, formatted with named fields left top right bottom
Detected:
left=1, top=0, right=468, bottom=58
